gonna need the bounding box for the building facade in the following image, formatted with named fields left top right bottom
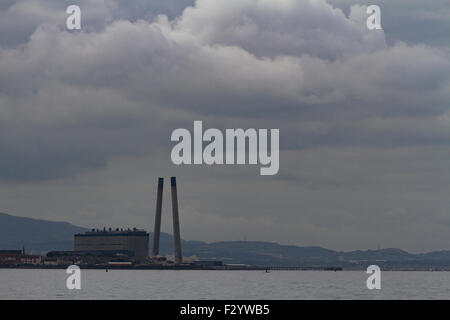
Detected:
left=74, top=229, right=149, bottom=261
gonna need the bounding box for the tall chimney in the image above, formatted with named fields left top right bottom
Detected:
left=152, top=177, right=164, bottom=256
left=170, top=177, right=183, bottom=264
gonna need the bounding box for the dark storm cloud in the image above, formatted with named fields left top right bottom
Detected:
left=0, top=0, right=450, bottom=181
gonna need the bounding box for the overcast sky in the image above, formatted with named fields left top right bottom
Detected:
left=1, top=0, right=450, bottom=253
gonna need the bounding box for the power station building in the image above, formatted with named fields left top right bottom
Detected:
left=69, top=176, right=183, bottom=265
left=74, top=229, right=149, bottom=261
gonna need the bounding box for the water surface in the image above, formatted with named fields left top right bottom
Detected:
left=0, top=269, right=449, bottom=299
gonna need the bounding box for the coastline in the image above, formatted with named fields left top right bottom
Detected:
left=0, top=264, right=343, bottom=271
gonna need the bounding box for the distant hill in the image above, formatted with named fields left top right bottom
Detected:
left=0, top=212, right=87, bottom=253
left=1, top=212, right=450, bottom=268
left=151, top=228, right=450, bottom=268
left=159, top=239, right=450, bottom=268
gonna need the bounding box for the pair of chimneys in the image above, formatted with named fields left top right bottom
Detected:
left=152, top=177, right=182, bottom=264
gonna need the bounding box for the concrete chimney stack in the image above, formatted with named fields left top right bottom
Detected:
left=170, top=177, right=183, bottom=264
left=152, top=177, right=164, bottom=256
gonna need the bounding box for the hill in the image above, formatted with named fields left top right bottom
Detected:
left=0, top=212, right=87, bottom=252
left=1, top=212, right=450, bottom=268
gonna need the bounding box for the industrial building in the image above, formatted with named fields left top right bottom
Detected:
left=63, top=176, right=184, bottom=265
left=0, top=176, right=187, bottom=268
left=74, top=228, right=149, bottom=261
left=68, top=176, right=183, bottom=265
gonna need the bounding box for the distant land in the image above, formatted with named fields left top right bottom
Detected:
left=1, top=212, right=450, bottom=269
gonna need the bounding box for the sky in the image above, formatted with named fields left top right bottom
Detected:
left=0, top=0, right=450, bottom=253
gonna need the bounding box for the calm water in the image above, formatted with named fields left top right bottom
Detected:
left=0, top=269, right=449, bottom=299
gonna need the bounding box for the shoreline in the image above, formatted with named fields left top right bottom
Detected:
left=0, top=264, right=344, bottom=271
left=1, top=265, right=449, bottom=271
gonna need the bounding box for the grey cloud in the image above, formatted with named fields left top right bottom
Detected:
left=1, top=0, right=450, bottom=182
left=329, top=0, right=450, bottom=48
left=176, top=0, right=386, bottom=60
left=0, top=0, right=194, bottom=47
left=1, top=0, right=450, bottom=251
